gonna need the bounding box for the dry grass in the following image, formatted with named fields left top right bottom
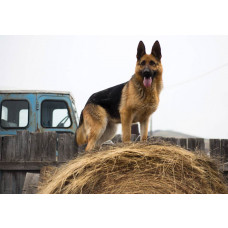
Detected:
left=38, top=140, right=228, bottom=194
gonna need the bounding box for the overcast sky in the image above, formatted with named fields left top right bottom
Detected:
left=1, top=35, right=228, bottom=139
left=1, top=0, right=228, bottom=224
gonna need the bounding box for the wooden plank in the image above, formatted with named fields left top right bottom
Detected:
left=188, top=138, right=196, bottom=151
left=15, top=131, right=29, bottom=161
left=209, top=139, right=221, bottom=159
left=40, top=132, right=49, bottom=161
left=22, top=172, right=40, bottom=194
left=179, top=138, right=187, bottom=149
left=0, top=161, right=65, bottom=170
left=188, top=138, right=205, bottom=152
left=58, top=134, right=67, bottom=161
left=35, top=132, right=44, bottom=161
left=48, top=132, right=57, bottom=161
left=25, top=132, right=32, bottom=161
left=0, top=171, right=2, bottom=193
left=28, top=133, right=37, bottom=161
left=1, top=171, right=13, bottom=194
left=195, top=138, right=205, bottom=151
left=0, top=137, right=2, bottom=161
left=14, top=171, right=27, bottom=194
left=29, top=133, right=42, bottom=161
left=1, top=136, right=16, bottom=161
left=0, top=171, right=26, bottom=194
left=41, top=132, right=57, bottom=161
left=58, top=133, right=78, bottom=162
left=68, top=133, right=78, bottom=159
left=221, top=139, right=228, bottom=163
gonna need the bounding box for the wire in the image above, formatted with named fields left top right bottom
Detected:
left=165, top=62, right=228, bottom=90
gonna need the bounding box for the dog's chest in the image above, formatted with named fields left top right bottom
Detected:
left=131, top=92, right=159, bottom=122
left=133, top=101, right=157, bottom=121
left=119, top=80, right=160, bottom=122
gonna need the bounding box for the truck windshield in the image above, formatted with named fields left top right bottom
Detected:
left=41, top=100, right=71, bottom=128
left=1, top=100, right=29, bottom=128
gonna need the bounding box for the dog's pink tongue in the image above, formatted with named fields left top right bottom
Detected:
left=143, top=77, right=152, bottom=88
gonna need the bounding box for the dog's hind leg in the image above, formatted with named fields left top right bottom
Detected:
left=96, top=122, right=117, bottom=147
left=83, top=104, right=108, bottom=151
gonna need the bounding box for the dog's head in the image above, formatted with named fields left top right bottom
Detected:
left=135, top=40, right=163, bottom=88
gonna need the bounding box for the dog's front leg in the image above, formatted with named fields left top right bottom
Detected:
left=140, top=117, right=150, bottom=141
left=120, top=110, right=132, bottom=143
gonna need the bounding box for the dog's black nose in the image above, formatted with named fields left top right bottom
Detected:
left=142, top=68, right=152, bottom=78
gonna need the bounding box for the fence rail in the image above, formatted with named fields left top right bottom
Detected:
left=0, top=131, right=228, bottom=194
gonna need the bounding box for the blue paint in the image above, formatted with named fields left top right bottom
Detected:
left=0, top=92, right=78, bottom=136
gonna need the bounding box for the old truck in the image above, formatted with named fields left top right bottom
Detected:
left=0, top=90, right=81, bottom=193
left=0, top=90, right=79, bottom=136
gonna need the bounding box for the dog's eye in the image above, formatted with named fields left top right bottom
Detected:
left=149, top=61, right=155, bottom=66
left=140, top=61, right=146, bottom=66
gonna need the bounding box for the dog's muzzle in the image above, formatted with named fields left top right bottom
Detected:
left=141, top=68, right=156, bottom=88
left=142, top=68, right=155, bottom=79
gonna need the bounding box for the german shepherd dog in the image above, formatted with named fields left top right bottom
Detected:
left=76, top=40, right=163, bottom=151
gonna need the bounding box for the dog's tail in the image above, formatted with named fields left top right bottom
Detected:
left=76, top=110, right=87, bottom=146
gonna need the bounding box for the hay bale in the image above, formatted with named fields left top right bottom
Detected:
left=38, top=141, right=228, bottom=194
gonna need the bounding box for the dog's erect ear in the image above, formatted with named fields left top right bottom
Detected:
left=151, top=40, right=162, bottom=60
left=136, top=41, right=146, bottom=60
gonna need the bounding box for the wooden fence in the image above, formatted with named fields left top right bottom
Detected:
left=0, top=131, right=228, bottom=194
left=0, top=131, right=78, bottom=194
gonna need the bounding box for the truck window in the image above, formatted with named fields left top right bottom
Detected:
left=41, top=100, right=71, bottom=128
left=0, top=100, right=29, bottom=128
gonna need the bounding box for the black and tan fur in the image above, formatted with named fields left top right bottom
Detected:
left=76, top=40, right=163, bottom=151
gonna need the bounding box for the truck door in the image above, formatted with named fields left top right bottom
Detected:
left=0, top=93, right=36, bottom=135
left=36, top=94, right=77, bottom=134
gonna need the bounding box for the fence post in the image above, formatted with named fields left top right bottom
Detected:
left=221, top=139, right=228, bottom=163
left=178, top=138, right=187, bottom=149
left=209, top=139, right=221, bottom=160
left=196, top=138, right=205, bottom=151
left=188, top=138, right=205, bottom=152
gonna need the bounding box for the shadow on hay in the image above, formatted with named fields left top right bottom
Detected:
left=38, top=138, right=228, bottom=194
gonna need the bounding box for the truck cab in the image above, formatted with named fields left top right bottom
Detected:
left=0, top=90, right=79, bottom=136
